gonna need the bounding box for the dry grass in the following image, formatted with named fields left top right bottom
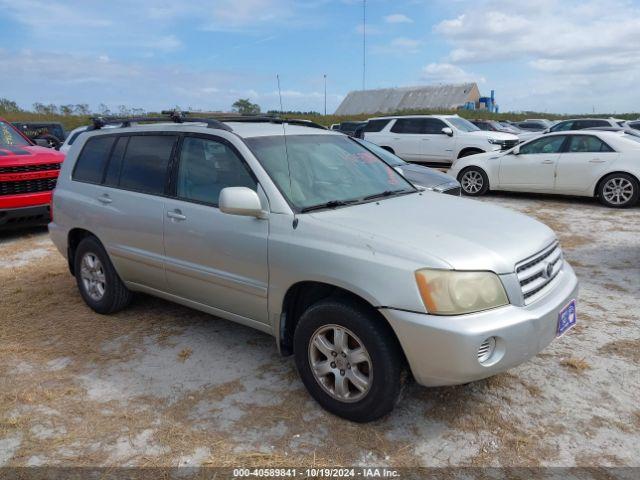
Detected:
left=177, top=348, right=193, bottom=363
left=598, top=339, right=640, bottom=364
left=560, top=358, right=591, bottom=372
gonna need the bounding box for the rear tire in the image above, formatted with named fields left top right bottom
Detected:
left=293, top=297, right=403, bottom=422
left=597, top=173, right=638, bottom=208
left=459, top=166, right=489, bottom=196
left=74, top=237, right=132, bottom=314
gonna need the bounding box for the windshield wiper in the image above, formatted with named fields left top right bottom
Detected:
left=362, top=189, right=410, bottom=201
left=300, top=199, right=357, bottom=213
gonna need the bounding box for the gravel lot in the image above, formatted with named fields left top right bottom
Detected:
left=0, top=193, right=638, bottom=468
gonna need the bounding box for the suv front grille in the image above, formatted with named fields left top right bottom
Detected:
left=516, top=241, right=563, bottom=304
left=0, top=163, right=61, bottom=174
left=0, top=178, right=57, bottom=196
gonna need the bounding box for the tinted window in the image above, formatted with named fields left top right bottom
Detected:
left=103, top=136, right=128, bottom=187
left=550, top=120, right=575, bottom=132
left=574, top=120, right=609, bottom=129
left=73, top=136, right=116, bottom=183
left=474, top=122, right=491, bottom=131
left=629, top=121, right=640, bottom=131
left=567, top=135, right=614, bottom=153
left=446, top=117, right=480, bottom=132
left=119, top=135, right=176, bottom=194
left=391, top=119, right=424, bottom=134
left=363, top=119, right=391, bottom=132
left=423, top=118, right=448, bottom=134
left=520, top=135, right=566, bottom=155
left=176, top=137, right=256, bottom=205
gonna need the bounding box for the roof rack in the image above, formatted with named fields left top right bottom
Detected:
left=88, top=109, right=327, bottom=132
left=89, top=110, right=232, bottom=132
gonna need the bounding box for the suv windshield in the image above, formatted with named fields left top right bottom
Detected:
left=447, top=117, right=480, bottom=132
left=245, top=134, right=416, bottom=211
left=0, top=121, right=30, bottom=147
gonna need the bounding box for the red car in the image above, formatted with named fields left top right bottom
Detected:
left=0, top=118, right=65, bottom=229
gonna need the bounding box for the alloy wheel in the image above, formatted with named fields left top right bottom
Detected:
left=80, top=252, right=106, bottom=301
left=602, top=177, right=634, bottom=205
left=308, top=324, right=372, bottom=403
left=461, top=170, right=484, bottom=194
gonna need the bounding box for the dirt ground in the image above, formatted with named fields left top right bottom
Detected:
left=0, top=193, right=638, bottom=468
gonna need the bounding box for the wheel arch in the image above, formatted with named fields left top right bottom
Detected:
left=67, top=228, right=101, bottom=275
left=457, top=147, right=485, bottom=159
left=278, top=281, right=405, bottom=363
left=593, top=170, right=640, bottom=197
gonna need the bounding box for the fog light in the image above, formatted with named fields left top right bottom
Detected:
left=477, top=337, right=497, bottom=364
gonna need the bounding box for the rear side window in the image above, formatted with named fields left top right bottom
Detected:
left=364, top=119, right=391, bottom=132
left=629, top=121, right=640, bottom=131
left=520, top=135, right=566, bottom=154
left=567, top=135, right=614, bottom=153
left=550, top=121, right=574, bottom=132
left=574, top=120, right=609, bottom=129
left=391, top=119, right=424, bottom=134
left=73, top=136, right=116, bottom=184
left=103, top=136, right=129, bottom=187
left=119, top=135, right=177, bottom=195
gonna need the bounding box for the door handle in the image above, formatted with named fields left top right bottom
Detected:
left=541, top=160, right=554, bottom=164
left=421, top=138, right=430, bottom=141
left=589, top=159, right=605, bottom=163
left=392, top=137, right=401, bottom=140
left=97, top=194, right=112, bottom=204
left=167, top=210, right=186, bottom=221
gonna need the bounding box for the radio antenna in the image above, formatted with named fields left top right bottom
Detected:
left=276, top=74, right=294, bottom=206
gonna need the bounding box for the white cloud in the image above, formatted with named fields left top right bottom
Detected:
left=384, top=14, right=413, bottom=24
left=432, top=0, right=640, bottom=112
left=421, top=63, right=484, bottom=84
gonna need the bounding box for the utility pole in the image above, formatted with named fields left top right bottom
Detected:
left=324, top=74, right=327, bottom=116
left=362, top=0, right=366, bottom=91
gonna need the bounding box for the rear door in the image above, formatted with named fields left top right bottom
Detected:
left=554, top=134, right=618, bottom=194
left=498, top=135, right=567, bottom=191
left=74, top=133, right=176, bottom=291
left=388, top=118, right=425, bottom=162
left=162, top=134, right=269, bottom=324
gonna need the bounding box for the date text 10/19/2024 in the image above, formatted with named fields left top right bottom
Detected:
left=233, top=468, right=401, bottom=478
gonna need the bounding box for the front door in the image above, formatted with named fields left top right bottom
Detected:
left=499, top=135, right=567, bottom=191
left=163, top=135, right=269, bottom=324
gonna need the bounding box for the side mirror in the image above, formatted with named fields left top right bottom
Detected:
left=219, top=187, right=266, bottom=218
left=442, top=127, right=454, bottom=137
left=512, top=145, right=520, bottom=155
left=34, top=138, right=51, bottom=147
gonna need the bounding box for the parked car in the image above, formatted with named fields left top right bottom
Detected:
left=362, top=115, right=519, bottom=165
left=353, top=138, right=461, bottom=195
left=449, top=130, right=640, bottom=208
left=518, top=118, right=625, bottom=142
left=335, top=121, right=367, bottom=137
left=515, top=119, right=553, bottom=132
left=12, top=122, right=66, bottom=149
left=626, top=120, right=640, bottom=131
left=470, top=119, right=521, bottom=135
left=50, top=115, right=578, bottom=422
left=0, top=119, right=65, bottom=229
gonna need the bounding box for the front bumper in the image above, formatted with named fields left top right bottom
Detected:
left=380, top=261, right=579, bottom=386
left=0, top=204, right=50, bottom=229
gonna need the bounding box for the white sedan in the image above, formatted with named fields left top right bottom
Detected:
left=449, top=130, right=640, bottom=208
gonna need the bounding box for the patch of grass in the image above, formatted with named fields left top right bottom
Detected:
left=598, top=338, right=640, bottom=364
left=177, top=348, right=193, bottom=363
left=560, top=358, right=591, bottom=372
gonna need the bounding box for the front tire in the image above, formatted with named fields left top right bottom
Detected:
left=293, top=298, right=403, bottom=422
left=74, top=237, right=132, bottom=314
left=459, top=166, right=489, bottom=196
left=597, top=173, right=638, bottom=208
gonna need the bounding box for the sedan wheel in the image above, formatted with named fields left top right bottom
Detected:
left=459, top=167, right=489, bottom=196
left=308, top=324, right=372, bottom=403
left=598, top=173, right=638, bottom=208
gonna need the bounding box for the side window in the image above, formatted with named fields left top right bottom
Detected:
left=391, top=119, right=423, bottom=134
left=422, top=119, right=447, bottom=134
left=475, top=122, right=490, bottom=131
left=363, top=119, right=391, bottom=132
left=550, top=121, right=574, bottom=132
left=103, top=136, right=129, bottom=187
left=72, top=136, right=116, bottom=184
left=119, top=135, right=176, bottom=195
left=576, top=120, right=609, bottom=129
left=519, top=136, right=566, bottom=155
left=567, top=135, right=614, bottom=153
left=176, top=137, right=257, bottom=206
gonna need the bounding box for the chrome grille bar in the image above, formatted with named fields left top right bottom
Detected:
left=516, top=241, right=563, bottom=304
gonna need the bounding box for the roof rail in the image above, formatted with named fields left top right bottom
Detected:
left=210, top=115, right=327, bottom=130
left=89, top=110, right=232, bottom=132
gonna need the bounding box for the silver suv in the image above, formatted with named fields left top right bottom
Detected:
left=50, top=114, right=579, bottom=422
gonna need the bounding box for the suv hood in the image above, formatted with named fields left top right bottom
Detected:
left=309, top=192, right=556, bottom=274
left=468, top=130, right=518, bottom=141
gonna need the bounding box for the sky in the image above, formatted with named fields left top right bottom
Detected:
left=1, top=0, right=639, bottom=114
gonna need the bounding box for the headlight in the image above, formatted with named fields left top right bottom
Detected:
left=415, top=269, right=508, bottom=315
left=432, top=181, right=460, bottom=193
left=487, top=139, right=503, bottom=145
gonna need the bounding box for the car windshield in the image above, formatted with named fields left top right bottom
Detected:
left=353, top=138, right=405, bottom=167
left=447, top=117, right=480, bottom=132
left=0, top=121, right=30, bottom=147
left=245, top=134, right=416, bottom=211
left=622, top=133, right=640, bottom=144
